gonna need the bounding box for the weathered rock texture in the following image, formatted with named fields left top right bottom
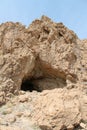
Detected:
left=0, top=16, right=87, bottom=130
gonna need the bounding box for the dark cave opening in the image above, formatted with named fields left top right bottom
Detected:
left=21, top=76, right=67, bottom=93
left=21, top=79, right=41, bottom=92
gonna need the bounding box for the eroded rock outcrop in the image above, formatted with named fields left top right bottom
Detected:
left=0, top=16, right=87, bottom=130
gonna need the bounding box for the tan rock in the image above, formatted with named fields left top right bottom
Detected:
left=7, top=115, right=16, bottom=123
left=0, top=16, right=87, bottom=130
left=80, top=122, right=86, bottom=129
left=18, top=95, right=29, bottom=102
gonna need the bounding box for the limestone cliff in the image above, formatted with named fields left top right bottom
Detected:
left=0, top=16, right=87, bottom=130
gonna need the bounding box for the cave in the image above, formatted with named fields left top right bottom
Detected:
left=21, top=79, right=41, bottom=92
left=21, top=76, right=67, bottom=93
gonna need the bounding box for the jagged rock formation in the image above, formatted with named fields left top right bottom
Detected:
left=0, top=16, right=87, bottom=130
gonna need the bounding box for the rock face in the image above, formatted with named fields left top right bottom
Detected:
left=0, top=16, right=87, bottom=130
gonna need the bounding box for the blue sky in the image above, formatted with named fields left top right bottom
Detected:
left=0, top=0, right=87, bottom=39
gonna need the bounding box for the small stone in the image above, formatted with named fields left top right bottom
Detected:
left=67, top=124, right=74, bottom=130
left=19, top=90, right=26, bottom=95
left=23, top=111, right=31, bottom=117
left=80, top=122, right=86, bottom=129
left=18, top=95, right=28, bottom=103
left=6, top=108, right=12, bottom=114
left=15, top=112, right=23, bottom=117
left=7, top=116, right=16, bottom=123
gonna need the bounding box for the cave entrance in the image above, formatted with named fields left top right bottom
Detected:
left=21, top=76, right=67, bottom=93
left=21, top=79, right=41, bottom=92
